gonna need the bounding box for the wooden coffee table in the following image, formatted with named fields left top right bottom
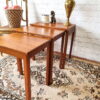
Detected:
left=0, top=32, right=52, bottom=100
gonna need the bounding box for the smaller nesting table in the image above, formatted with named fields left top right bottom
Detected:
left=30, top=22, right=76, bottom=69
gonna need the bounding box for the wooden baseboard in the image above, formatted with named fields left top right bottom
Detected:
left=54, top=51, right=100, bottom=66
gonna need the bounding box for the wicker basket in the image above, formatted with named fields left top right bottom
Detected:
left=5, top=9, right=23, bottom=28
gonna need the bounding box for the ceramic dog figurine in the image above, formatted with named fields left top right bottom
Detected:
left=50, top=11, right=56, bottom=24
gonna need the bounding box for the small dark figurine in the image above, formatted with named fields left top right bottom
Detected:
left=50, top=11, right=56, bottom=24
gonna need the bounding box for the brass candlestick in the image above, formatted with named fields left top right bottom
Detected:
left=65, top=0, right=75, bottom=26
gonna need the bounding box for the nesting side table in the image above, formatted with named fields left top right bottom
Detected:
left=30, top=22, right=76, bottom=69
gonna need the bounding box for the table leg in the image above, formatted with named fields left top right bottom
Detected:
left=17, top=58, right=23, bottom=75
left=0, top=52, right=3, bottom=56
left=69, top=30, right=76, bottom=59
left=59, top=34, right=65, bottom=69
left=32, top=56, right=35, bottom=60
left=60, top=32, right=68, bottom=69
left=46, top=41, right=54, bottom=85
left=24, top=56, right=31, bottom=100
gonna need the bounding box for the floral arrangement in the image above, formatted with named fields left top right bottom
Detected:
left=4, top=0, right=23, bottom=28
left=4, top=0, right=22, bottom=10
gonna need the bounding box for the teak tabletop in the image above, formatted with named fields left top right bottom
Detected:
left=0, top=33, right=49, bottom=55
left=0, top=25, right=65, bottom=40
left=30, top=22, right=75, bottom=31
left=16, top=26, right=65, bottom=40
left=0, top=32, right=53, bottom=100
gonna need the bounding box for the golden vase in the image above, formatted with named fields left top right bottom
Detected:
left=65, top=0, right=75, bottom=26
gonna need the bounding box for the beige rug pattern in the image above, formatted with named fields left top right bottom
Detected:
left=0, top=53, right=100, bottom=100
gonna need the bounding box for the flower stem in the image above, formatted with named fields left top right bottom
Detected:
left=21, top=0, right=23, bottom=7
left=11, top=0, right=13, bottom=6
left=16, top=0, right=18, bottom=5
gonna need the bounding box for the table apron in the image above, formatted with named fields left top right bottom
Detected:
left=67, top=26, right=76, bottom=34
left=52, top=32, right=65, bottom=41
left=0, top=46, right=25, bottom=58
left=28, top=41, right=51, bottom=58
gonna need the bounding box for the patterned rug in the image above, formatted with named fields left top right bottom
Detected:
left=0, top=52, right=100, bottom=100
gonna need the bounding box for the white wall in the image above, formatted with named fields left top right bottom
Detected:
left=28, top=0, right=100, bottom=62
left=0, top=0, right=100, bottom=62
left=0, top=0, right=8, bottom=25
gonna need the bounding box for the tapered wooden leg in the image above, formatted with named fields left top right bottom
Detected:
left=69, top=29, right=76, bottom=59
left=17, top=58, right=23, bottom=75
left=46, top=41, right=54, bottom=85
left=32, top=56, right=35, bottom=60
left=24, top=56, right=31, bottom=100
left=0, top=52, right=3, bottom=56
left=59, top=34, right=65, bottom=69
left=60, top=32, right=68, bottom=69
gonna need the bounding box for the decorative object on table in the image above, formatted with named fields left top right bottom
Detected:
left=42, top=14, right=49, bottom=23
left=50, top=11, right=56, bottom=24
left=5, top=6, right=23, bottom=28
left=5, top=0, right=28, bottom=27
left=65, top=0, right=75, bottom=26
